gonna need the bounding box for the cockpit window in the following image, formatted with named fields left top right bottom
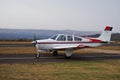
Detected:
left=57, top=35, right=66, bottom=41
left=50, top=34, right=82, bottom=41
left=67, top=36, right=73, bottom=41
left=74, top=37, right=82, bottom=41
left=50, top=35, right=57, bottom=40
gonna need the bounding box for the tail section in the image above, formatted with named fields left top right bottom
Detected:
left=97, top=26, right=113, bottom=42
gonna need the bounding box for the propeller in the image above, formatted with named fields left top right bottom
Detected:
left=32, top=33, right=37, bottom=46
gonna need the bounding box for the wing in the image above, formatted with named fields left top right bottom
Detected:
left=52, top=44, right=86, bottom=50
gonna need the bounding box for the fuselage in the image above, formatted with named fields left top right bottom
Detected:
left=36, top=34, right=104, bottom=51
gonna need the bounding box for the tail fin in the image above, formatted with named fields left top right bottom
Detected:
left=97, top=26, right=113, bottom=42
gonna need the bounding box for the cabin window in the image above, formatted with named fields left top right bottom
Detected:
left=57, top=35, right=66, bottom=41
left=74, top=37, right=82, bottom=41
left=67, top=36, right=73, bottom=41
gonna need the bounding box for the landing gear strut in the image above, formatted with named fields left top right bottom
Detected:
left=35, top=44, right=40, bottom=59
left=65, top=49, right=73, bottom=59
left=35, top=51, right=40, bottom=59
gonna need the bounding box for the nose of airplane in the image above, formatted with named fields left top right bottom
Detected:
left=32, top=40, right=37, bottom=46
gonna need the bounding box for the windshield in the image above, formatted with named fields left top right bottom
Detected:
left=50, top=35, right=58, bottom=40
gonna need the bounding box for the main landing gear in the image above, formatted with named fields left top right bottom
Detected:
left=52, top=50, right=72, bottom=59
left=65, top=49, right=73, bottom=59
left=53, top=51, right=58, bottom=56
left=65, top=55, right=71, bottom=59
left=35, top=49, right=73, bottom=59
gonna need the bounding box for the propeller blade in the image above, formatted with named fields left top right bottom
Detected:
left=32, top=33, right=37, bottom=46
left=33, top=33, right=36, bottom=41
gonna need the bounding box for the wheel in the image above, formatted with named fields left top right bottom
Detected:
left=35, top=54, right=40, bottom=59
left=53, top=51, right=58, bottom=56
left=65, top=55, right=71, bottom=59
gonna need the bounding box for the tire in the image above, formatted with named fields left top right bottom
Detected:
left=35, top=54, right=40, bottom=59
left=53, top=51, right=58, bottom=56
left=65, top=55, right=71, bottom=59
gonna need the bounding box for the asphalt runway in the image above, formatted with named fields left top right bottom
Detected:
left=0, top=43, right=120, bottom=63
left=0, top=53, right=120, bottom=64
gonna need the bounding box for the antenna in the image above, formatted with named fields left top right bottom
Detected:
left=72, top=32, right=76, bottom=41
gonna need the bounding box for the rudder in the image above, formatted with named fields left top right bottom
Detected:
left=97, top=26, right=113, bottom=42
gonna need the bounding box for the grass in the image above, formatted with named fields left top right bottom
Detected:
left=0, top=60, right=120, bottom=80
left=0, top=41, right=31, bottom=44
left=0, top=41, right=120, bottom=54
left=0, top=47, right=36, bottom=54
left=0, top=41, right=120, bottom=80
left=96, top=46, right=120, bottom=51
left=0, top=46, right=120, bottom=54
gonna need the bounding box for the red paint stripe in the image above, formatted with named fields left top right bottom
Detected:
left=37, top=41, right=104, bottom=44
left=77, top=44, right=90, bottom=48
left=77, top=44, right=84, bottom=47
left=104, top=26, right=113, bottom=31
left=88, top=38, right=102, bottom=42
left=37, top=42, right=80, bottom=44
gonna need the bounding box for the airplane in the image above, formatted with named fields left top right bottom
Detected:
left=32, top=26, right=113, bottom=59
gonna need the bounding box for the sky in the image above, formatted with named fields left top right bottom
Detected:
left=0, top=0, right=120, bottom=32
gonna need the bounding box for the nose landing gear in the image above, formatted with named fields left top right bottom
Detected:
left=35, top=51, right=40, bottom=59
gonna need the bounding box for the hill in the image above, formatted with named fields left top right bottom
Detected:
left=0, top=29, right=100, bottom=40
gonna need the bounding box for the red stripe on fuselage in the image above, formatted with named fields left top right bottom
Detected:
left=77, top=44, right=84, bottom=47
left=37, top=41, right=103, bottom=44
left=88, top=38, right=102, bottom=42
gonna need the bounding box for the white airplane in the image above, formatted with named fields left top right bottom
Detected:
left=33, top=26, right=113, bottom=59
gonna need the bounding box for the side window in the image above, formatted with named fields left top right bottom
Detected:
left=57, top=35, right=66, bottom=41
left=67, top=36, right=73, bottom=41
left=74, top=37, right=82, bottom=41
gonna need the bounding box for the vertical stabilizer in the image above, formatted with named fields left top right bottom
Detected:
left=97, top=26, right=113, bottom=42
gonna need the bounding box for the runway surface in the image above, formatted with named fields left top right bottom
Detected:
left=0, top=52, right=120, bottom=64
left=0, top=43, right=120, bottom=63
